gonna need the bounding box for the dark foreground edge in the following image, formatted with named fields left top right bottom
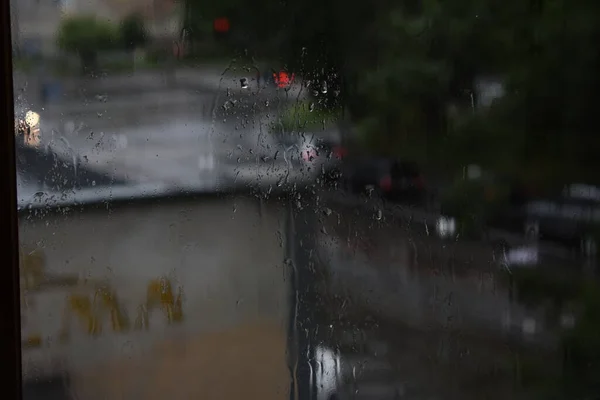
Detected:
left=1, top=1, right=23, bottom=399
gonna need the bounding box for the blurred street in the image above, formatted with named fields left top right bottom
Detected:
left=15, top=65, right=319, bottom=198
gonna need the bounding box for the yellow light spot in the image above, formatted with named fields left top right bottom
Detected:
left=25, top=111, right=40, bottom=127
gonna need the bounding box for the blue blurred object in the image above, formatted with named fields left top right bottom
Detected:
left=41, top=81, right=62, bottom=104
left=21, top=39, right=42, bottom=58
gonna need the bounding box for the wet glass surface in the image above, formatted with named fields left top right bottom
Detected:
left=10, top=0, right=600, bottom=399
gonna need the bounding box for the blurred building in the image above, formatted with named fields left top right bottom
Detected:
left=10, top=0, right=181, bottom=57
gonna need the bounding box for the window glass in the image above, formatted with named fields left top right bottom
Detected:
left=10, top=0, right=600, bottom=398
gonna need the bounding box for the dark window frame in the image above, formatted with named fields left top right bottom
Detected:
left=1, top=0, right=23, bottom=398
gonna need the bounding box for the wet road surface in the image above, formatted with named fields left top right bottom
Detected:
left=289, top=190, right=568, bottom=400
left=16, top=84, right=321, bottom=195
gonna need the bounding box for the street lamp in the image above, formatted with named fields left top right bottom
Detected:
left=16, top=110, right=41, bottom=147
left=25, top=110, right=40, bottom=127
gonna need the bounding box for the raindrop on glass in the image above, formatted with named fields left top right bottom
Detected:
left=240, top=78, right=249, bottom=89
left=321, top=81, right=328, bottom=94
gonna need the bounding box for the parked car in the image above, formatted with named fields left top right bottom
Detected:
left=339, top=157, right=428, bottom=204
left=437, top=175, right=529, bottom=240
left=523, top=184, right=600, bottom=257
left=438, top=178, right=600, bottom=260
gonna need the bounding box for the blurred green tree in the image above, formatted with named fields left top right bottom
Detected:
left=120, top=13, right=148, bottom=52
left=57, top=16, right=119, bottom=74
left=181, top=0, right=600, bottom=185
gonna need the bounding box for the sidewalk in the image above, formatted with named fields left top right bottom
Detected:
left=38, top=89, right=213, bottom=121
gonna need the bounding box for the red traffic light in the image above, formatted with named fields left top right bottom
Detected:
left=214, top=17, right=230, bottom=33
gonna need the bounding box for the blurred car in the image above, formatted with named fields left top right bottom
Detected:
left=523, top=183, right=600, bottom=258
left=438, top=178, right=600, bottom=260
left=436, top=173, right=540, bottom=240
left=339, top=157, right=428, bottom=204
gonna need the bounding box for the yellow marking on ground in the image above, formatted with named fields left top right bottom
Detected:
left=135, top=277, right=184, bottom=330
left=22, top=334, right=43, bottom=349
left=20, top=248, right=184, bottom=344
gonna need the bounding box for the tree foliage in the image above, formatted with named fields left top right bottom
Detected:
left=57, top=16, right=119, bottom=72
left=120, top=13, right=148, bottom=51
left=182, top=0, right=600, bottom=182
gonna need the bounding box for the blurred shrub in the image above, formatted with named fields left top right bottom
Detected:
left=120, top=13, right=148, bottom=51
left=57, top=16, right=119, bottom=73
left=270, top=101, right=341, bottom=135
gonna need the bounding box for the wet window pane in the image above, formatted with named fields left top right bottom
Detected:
left=9, top=0, right=600, bottom=398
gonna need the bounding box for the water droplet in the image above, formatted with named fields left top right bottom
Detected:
left=312, top=89, right=319, bottom=97
left=321, top=81, right=328, bottom=94
left=223, top=100, right=235, bottom=110
left=375, top=209, right=382, bottom=221
left=309, top=103, right=315, bottom=112
left=323, top=207, right=332, bottom=216
left=240, top=78, right=249, bottom=89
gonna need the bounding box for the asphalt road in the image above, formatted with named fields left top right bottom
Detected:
left=13, top=77, right=319, bottom=196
